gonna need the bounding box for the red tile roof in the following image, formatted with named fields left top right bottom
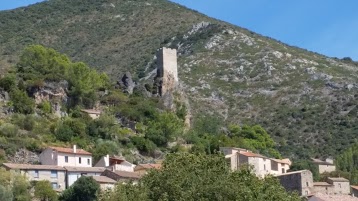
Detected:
left=351, top=186, right=358, bottom=190
left=112, top=170, right=142, bottom=179
left=239, top=152, right=265, bottom=158
left=2, top=163, right=65, bottom=171
left=135, top=164, right=162, bottom=170
left=91, top=176, right=117, bottom=184
left=49, top=147, right=92, bottom=155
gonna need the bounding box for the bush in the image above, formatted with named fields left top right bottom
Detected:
left=9, top=89, right=35, bottom=114
left=0, top=75, right=16, bottom=92
left=34, top=180, right=58, bottom=201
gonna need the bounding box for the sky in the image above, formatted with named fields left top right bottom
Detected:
left=1, top=0, right=358, bottom=60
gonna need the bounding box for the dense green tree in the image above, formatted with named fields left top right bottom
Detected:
left=34, top=180, right=58, bottom=201
left=101, top=153, right=301, bottom=201
left=0, top=185, right=13, bottom=201
left=12, top=175, right=31, bottom=201
left=9, top=89, right=35, bottom=114
left=146, top=112, right=184, bottom=147
left=0, top=74, right=16, bottom=92
left=59, top=176, right=99, bottom=201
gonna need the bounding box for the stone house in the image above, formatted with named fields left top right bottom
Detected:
left=101, top=169, right=141, bottom=184
left=311, top=158, right=336, bottom=174
left=40, top=145, right=92, bottom=167
left=2, top=163, right=66, bottom=191
left=276, top=170, right=314, bottom=196
left=351, top=186, right=358, bottom=197
left=91, top=176, right=117, bottom=190
left=64, top=166, right=105, bottom=188
left=94, top=155, right=135, bottom=172
left=220, top=147, right=291, bottom=177
left=134, top=163, right=162, bottom=175
left=326, top=177, right=350, bottom=195
left=81, top=109, right=102, bottom=119
left=313, top=182, right=335, bottom=195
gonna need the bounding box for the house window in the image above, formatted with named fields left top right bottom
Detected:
left=264, top=164, right=266, bottom=170
left=81, top=173, right=87, bottom=176
left=305, top=191, right=308, bottom=195
left=51, top=182, right=58, bottom=189
left=65, top=156, right=68, bottom=163
left=306, top=182, right=309, bottom=187
left=51, top=170, right=57, bottom=178
left=282, top=168, right=285, bottom=173
left=339, top=183, right=341, bottom=188
left=33, top=170, right=39, bottom=178
left=87, top=159, right=90, bottom=165
left=79, top=157, right=82, bottom=164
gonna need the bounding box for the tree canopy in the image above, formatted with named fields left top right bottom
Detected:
left=101, top=153, right=301, bottom=201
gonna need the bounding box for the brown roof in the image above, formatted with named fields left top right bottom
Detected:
left=271, top=158, right=292, bottom=165
left=91, top=176, right=117, bottom=184
left=314, top=182, right=333, bottom=186
left=327, top=177, right=349, bottom=182
left=49, top=147, right=92, bottom=155
left=65, top=166, right=105, bottom=173
left=2, top=163, right=65, bottom=171
left=135, top=164, right=162, bottom=170
left=275, top=170, right=310, bottom=177
left=81, top=109, right=101, bottom=114
left=239, top=152, right=266, bottom=158
left=112, top=171, right=142, bottom=179
left=351, top=186, right=358, bottom=190
left=311, top=158, right=334, bottom=165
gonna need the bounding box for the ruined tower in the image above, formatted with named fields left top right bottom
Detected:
left=156, top=47, right=178, bottom=96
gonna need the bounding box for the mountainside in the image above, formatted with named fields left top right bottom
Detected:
left=1, top=0, right=358, bottom=158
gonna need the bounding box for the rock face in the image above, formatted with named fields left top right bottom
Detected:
left=30, top=80, right=68, bottom=117
left=9, top=149, right=40, bottom=164
left=117, top=72, right=135, bottom=94
left=0, top=89, right=9, bottom=102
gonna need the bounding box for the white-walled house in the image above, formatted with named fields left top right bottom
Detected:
left=95, top=155, right=135, bottom=172
left=40, top=145, right=92, bottom=167
left=64, top=166, right=105, bottom=187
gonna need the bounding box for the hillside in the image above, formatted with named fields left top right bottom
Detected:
left=0, top=0, right=358, bottom=158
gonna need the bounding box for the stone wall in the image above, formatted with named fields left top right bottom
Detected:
left=277, top=170, right=313, bottom=196
left=318, top=164, right=336, bottom=174
left=156, top=47, right=178, bottom=96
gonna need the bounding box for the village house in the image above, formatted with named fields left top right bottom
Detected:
left=326, top=177, right=350, bottom=195
left=220, top=147, right=291, bottom=177
left=101, top=169, right=141, bottom=184
left=40, top=145, right=92, bottom=167
left=81, top=109, right=102, bottom=119
left=311, top=158, right=336, bottom=174
left=352, top=186, right=358, bottom=197
left=276, top=170, right=314, bottom=196
left=91, top=176, right=117, bottom=190
left=2, top=163, right=66, bottom=191
left=95, top=155, right=135, bottom=172
left=64, top=166, right=105, bottom=187
left=134, top=163, right=162, bottom=175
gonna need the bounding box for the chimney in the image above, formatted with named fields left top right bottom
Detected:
left=73, top=145, right=77, bottom=153
left=105, top=154, right=109, bottom=167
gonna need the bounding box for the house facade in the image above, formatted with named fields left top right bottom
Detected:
left=95, top=155, right=135, bottom=172
left=220, top=147, right=291, bottom=177
left=277, top=170, right=314, bottom=196
left=40, top=145, right=92, bottom=167
left=2, top=163, right=66, bottom=191
left=311, top=158, right=336, bottom=174
left=81, top=109, right=102, bottom=119
left=91, top=176, right=117, bottom=190
left=326, top=177, right=350, bottom=195
left=64, top=166, right=105, bottom=187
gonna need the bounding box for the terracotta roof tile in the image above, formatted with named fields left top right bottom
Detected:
left=64, top=166, right=105, bottom=173
left=113, top=171, right=142, bottom=179
left=136, top=164, right=162, bottom=170
left=2, top=163, right=65, bottom=171
left=91, top=176, right=117, bottom=184
left=351, top=185, right=358, bottom=190
left=239, top=152, right=265, bottom=158
left=49, top=146, right=92, bottom=155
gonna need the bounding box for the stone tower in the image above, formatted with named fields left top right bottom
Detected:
left=156, top=47, right=178, bottom=96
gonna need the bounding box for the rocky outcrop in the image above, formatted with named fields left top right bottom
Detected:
left=117, top=72, right=135, bottom=94
left=29, top=80, right=68, bottom=117
left=0, top=89, right=9, bottom=102
left=8, top=149, right=39, bottom=164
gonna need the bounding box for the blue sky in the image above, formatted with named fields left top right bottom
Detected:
left=1, top=0, right=358, bottom=60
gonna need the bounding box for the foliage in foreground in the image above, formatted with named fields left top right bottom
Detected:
left=59, top=176, right=99, bottom=201
left=100, top=153, right=301, bottom=201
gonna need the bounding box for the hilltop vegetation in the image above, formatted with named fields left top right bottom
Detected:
left=0, top=0, right=358, bottom=159
left=0, top=45, right=282, bottom=165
